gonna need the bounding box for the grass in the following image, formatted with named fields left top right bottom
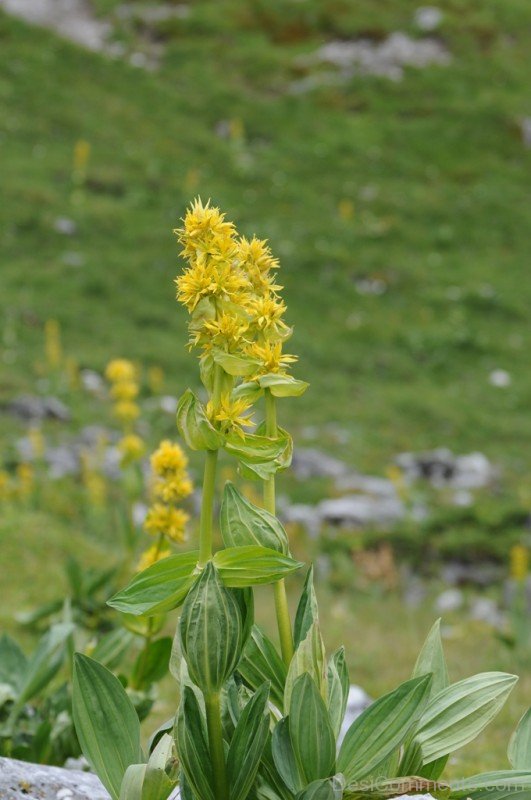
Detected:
left=1, top=0, right=531, bottom=775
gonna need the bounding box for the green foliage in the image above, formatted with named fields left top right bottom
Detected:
left=220, top=482, right=290, bottom=554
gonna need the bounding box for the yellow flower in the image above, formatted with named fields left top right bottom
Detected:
left=203, top=312, right=249, bottom=351
left=45, top=319, right=62, bottom=370
left=114, top=401, right=140, bottom=423
left=144, top=503, right=189, bottom=542
left=175, top=260, right=248, bottom=311
left=118, top=434, right=145, bottom=464
left=151, top=440, right=188, bottom=476
left=137, top=543, right=171, bottom=572
left=176, top=197, right=236, bottom=261
left=154, top=475, right=194, bottom=503
left=148, top=366, right=164, bottom=394
left=110, top=380, right=139, bottom=401
left=510, top=544, right=529, bottom=582
left=207, top=395, right=254, bottom=438
left=245, top=295, right=287, bottom=332
left=237, top=236, right=279, bottom=277
left=246, top=341, right=297, bottom=377
left=28, top=428, right=45, bottom=460
left=16, top=463, right=34, bottom=497
left=105, top=359, right=136, bottom=383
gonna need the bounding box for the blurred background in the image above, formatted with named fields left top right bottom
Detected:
left=0, top=0, right=530, bottom=777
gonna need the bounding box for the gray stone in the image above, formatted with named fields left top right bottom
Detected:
left=291, top=447, right=348, bottom=480
left=338, top=685, right=372, bottom=744
left=414, top=6, right=443, bottom=31
left=317, top=494, right=404, bottom=528
left=489, top=368, right=511, bottom=388
left=441, top=561, right=504, bottom=588
left=53, top=217, right=77, bottom=236
left=0, top=757, right=109, bottom=799
left=0, top=0, right=112, bottom=51
left=80, top=370, right=106, bottom=396
left=395, top=448, right=496, bottom=489
left=281, top=503, right=321, bottom=538
left=435, top=588, right=464, bottom=613
left=6, top=395, right=71, bottom=422
left=335, top=472, right=398, bottom=499
left=469, top=597, right=505, bottom=629
left=521, top=118, right=531, bottom=148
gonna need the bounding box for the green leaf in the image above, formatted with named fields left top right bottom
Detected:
left=238, top=625, right=287, bottom=711
left=119, top=765, right=146, bottom=800
left=297, top=776, right=345, bottom=800
left=179, top=562, right=244, bottom=693
left=91, top=629, right=134, bottom=671
left=132, top=637, right=172, bottom=689
left=338, top=674, right=433, bottom=782
left=214, top=545, right=303, bottom=587
left=73, top=654, right=142, bottom=800
left=327, top=647, right=349, bottom=739
left=228, top=682, right=271, bottom=800
left=289, top=673, right=336, bottom=784
left=18, top=622, right=75, bottom=705
left=0, top=634, right=27, bottom=693
left=272, top=716, right=306, bottom=795
left=285, top=621, right=327, bottom=711
left=258, top=373, right=309, bottom=398
left=108, top=551, right=199, bottom=616
left=413, top=672, right=518, bottom=764
left=294, top=566, right=319, bottom=647
left=509, top=708, right=531, bottom=769
left=450, top=771, right=531, bottom=800
left=232, top=381, right=263, bottom=404
left=177, top=388, right=225, bottom=450
left=344, top=776, right=448, bottom=799
left=142, top=734, right=178, bottom=800
left=225, top=432, right=287, bottom=464
left=213, top=349, right=261, bottom=376
left=412, top=619, right=449, bottom=698
left=220, top=482, right=289, bottom=554
left=175, top=685, right=215, bottom=800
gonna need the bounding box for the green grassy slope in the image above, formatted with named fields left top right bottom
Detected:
left=1, top=1, right=531, bottom=475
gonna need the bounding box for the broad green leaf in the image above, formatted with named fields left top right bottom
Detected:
left=289, top=673, right=336, bottom=784
left=108, top=551, right=199, bottom=616
left=73, top=654, right=142, bottom=800
left=338, top=674, right=433, bottom=782
left=177, top=388, right=225, bottom=451
left=142, top=734, right=178, bottom=800
left=285, top=621, right=327, bottom=711
left=179, top=562, right=244, bottom=693
left=132, top=637, right=172, bottom=689
left=238, top=625, right=287, bottom=711
left=508, top=708, right=531, bottom=769
left=91, top=628, right=134, bottom=671
left=228, top=682, right=271, bottom=800
left=214, top=545, right=303, bottom=587
left=213, top=349, right=261, bottom=376
left=412, top=619, right=449, bottom=698
left=257, top=735, right=297, bottom=800
left=255, top=422, right=293, bottom=472
left=232, top=381, right=263, bottom=404
left=225, top=432, right=287, bottom=464
left=450, top=771, right=531, bottom=800
left=344, top=776, right=448, bottom=799
left=272, top=716, right=306, bottom=795
left=220, top=482, right=289, bottom=554
left=258, top=373, right=309, bottom=398
left=294, top=566, right=319, bottom=647
left=327, top=647, right=349, bottom=739
left=18, top=623, right=75, bottom=705
left=0, top=634, right=27, bottom=693
left=175, top=686, right=215, bottom=800
left=298, top=776, right=345, bottom=800
left=414, top=672, right=518, bottom=764
left=119, top=764, right=146, bottom=800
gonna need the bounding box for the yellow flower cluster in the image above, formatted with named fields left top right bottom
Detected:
left=137, top=440, right=193, bottom=571
left=510, top=544, right=529, bottom=583
left=118, top=433, right=146, bottom=466
left=174, top=198, right=295, bottom=378
left=105, top=359, right=141, bottom=432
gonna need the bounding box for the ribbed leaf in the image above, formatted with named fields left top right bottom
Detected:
left=0, top=634, right=27, bottom=693
left=238, top=625, right=287, bottom=711
left=142, top=734, right=178, bottom=800
left=228, top=682, right=271, bottom=800
left=284, top=621, right=327, bottom=711
left=220, top=482, right=289, bottom=554
left=414, top=672, right=518, bottom=763
left=451, top=771, right=531, bottom=800
left=177, top=388, right=225, bottom=450
left=175, top=686, right=215, bottom=800
left=91, top=628, right=134, bottom=671
left=338, top=674, right=433, bottom=782
left=257, top=373, right=309, bottom=398
left=119, top=764, right=146, bottom=800
left=18, top=623, right=74, bottom=705
left=327, top=647, right=349, bottom=739
left=214, top=545, right=303, bottom=587
left=131, top=637, right=172, bottom=688
left=294, top=566, right=319, bottom=648
left=179, top=561, right=244, bottom=693
left=412, top=619, right=449, bottom=698
left=108, top=551, right=199, bottom=616
left=509, top=708, right=531, bottom=769
left=73, top=654, right=141, bottom=800
left=289, top=673, right=336, bottom=784
left=298, top=776, right=344, bottom=800
left=272, top=717, right=306, bottom=795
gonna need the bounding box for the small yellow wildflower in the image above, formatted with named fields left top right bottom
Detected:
left=16, top=463, right=34, bottom=497
left=28, top=427, right=45, bottom=460
left=110, top=380, right=139, bottom=401
left=45, top=319, right=62, bottom=370
left=137, top=543, right=171, bottom=572
left=203, top=313, right=249, bottom=351
left=118, top=434, right=145, bottom=465
left=246, top=295, right=287, bottom=333
left=151, top=440, right=188, bottom=476
left=176, top=197, right=236, bottom=261
left=105, top=359, right=136, bottom=383
left=0, top=470, right=12, bottom=501
left=154, top=475, right=194, bottom=503
left=114, top=400, right=140, bottom=423
left=510, top=544, right=529, bottom=583
left=144, top=503, right=189, bottom=543
left=207, top=395, right=254, bottom=438
left=148, top=366, right=165, bottom=394
left=247, top=341, right=297, bottom=377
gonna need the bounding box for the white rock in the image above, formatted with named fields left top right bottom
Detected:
left=435, top=588, right=464, bottom=613
left=489, top=368, right=511, bottom=388
left=414, top=6, right=443, bottom=31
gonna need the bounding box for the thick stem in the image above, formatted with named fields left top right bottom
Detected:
left=205, top=692, right=229, bottom=800
left=263, top=389, right=294, bottom=666
left=198, top=448, right=218, bottom=566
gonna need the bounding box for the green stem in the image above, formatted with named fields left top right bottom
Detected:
left=263, top=389, right=294, bottom=666
left=198, top=448, right=218, bottom=566
left=205, top=692, right=229, bottom=800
